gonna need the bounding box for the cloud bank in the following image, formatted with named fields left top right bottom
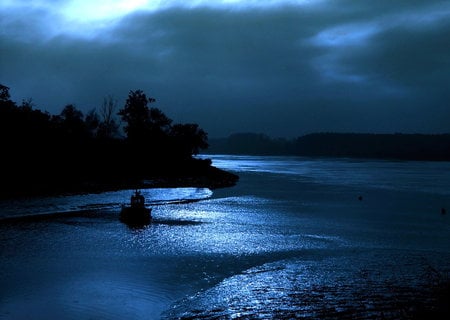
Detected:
left=1, top=0, right=450, bottom=137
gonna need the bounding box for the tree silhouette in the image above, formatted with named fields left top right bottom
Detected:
left=118, top=89, right=209, bottom=159
left=0, top=84, right=16, bottom=111
left=0, top=84, right=10, bottom=102
left=0, top=84, right=239, bottom=199
left=85, top=108, right=100, bottom=138
left=118, top=89, right=155, bottom=144
left=171, top=123, right=208, bottom=157
left=98, top=95, right=120, bottom=139
left=118, top=89, right=177, bottom=159
left=58, top=104, right=88, bottom=141
left=148, top=107, right=172, bottom=135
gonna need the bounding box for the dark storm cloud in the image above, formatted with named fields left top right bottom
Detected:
left=1, top=0, right=450, bottom=137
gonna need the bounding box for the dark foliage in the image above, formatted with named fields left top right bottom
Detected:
left=171, top=123, right=209, bottom=158
left=0, top=85, right=236, bottom=198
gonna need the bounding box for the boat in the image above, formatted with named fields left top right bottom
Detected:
left=120, top=189, right=152, bottom=224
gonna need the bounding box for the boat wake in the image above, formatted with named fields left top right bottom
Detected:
left=0, top=187, right=213, bottom=223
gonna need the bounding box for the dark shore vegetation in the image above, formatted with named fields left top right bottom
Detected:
left=208, top=132, right=450, bottom=161
left=0, top=84, right=238, bottom=199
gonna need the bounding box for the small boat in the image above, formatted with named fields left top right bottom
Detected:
left=120, top=189, right=152, bottom=224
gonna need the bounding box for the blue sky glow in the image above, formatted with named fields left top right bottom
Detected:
left=1, top=0, right=450, bottom=137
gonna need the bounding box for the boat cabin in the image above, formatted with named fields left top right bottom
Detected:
left=120, top=189, right=152, bottom=225
left=130, top=189, right=145, bottom=208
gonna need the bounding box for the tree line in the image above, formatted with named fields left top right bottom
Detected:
left=0, top=84, right=212, bottom=197
left=207, top=132, right=450, bottom=161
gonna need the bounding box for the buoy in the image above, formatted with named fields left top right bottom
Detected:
left=358, top=195, right=363, bottom=201
left=441, top=207, right=446, bottom=215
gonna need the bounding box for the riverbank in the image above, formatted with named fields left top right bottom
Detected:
left=0, top=162, right=239, bottom=200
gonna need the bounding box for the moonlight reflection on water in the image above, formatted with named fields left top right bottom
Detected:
left=164, top=250, right=450, bottom=319
left=1, top=156, right=450, bottom=319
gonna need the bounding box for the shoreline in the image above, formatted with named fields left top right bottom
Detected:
left=0, top=165, right=239, bottom=200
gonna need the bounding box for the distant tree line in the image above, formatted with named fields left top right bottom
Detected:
left=0, top=84, right=217, bottom=197
left=207, top=132, right=450, bottom=161
left=207, top=133, right=291, bottom=155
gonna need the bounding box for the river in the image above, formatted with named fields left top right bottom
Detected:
left=1, top=155, right=449, bottom=319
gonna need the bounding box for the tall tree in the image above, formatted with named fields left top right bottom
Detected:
left=118, top=90, right=155, bottom=143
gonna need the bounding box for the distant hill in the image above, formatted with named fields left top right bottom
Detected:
left=207, top=132, right=450, bottom=161
left=207, top=133, right=291, bottom=155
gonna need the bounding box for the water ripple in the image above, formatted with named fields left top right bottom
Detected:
left=163, top=249, right=450, bottom=319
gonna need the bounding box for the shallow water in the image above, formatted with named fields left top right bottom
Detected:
left=1, top=155, right=450, bottom=319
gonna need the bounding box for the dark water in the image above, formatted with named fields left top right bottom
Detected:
left=1, top=155, right=449, bottom=319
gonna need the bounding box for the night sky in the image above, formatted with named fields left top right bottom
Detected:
left=1, top=0, right=450, bottom=137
